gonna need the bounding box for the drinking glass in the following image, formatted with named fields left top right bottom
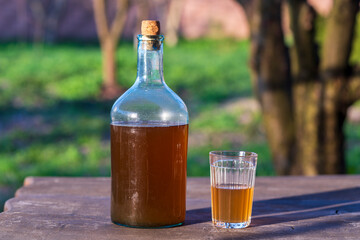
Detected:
left=210, top=151, right=257, bottom=229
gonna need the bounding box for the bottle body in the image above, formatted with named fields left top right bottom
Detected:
left=110, top=124, right=188, bottom=227
left=110, top=34, right=188, bottom=228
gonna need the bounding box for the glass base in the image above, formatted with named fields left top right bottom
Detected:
left=112, top=221, right=183, bottom=229
left=212, top=219, right=251, bottom=229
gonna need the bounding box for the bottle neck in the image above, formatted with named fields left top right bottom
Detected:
left=136, top=35, right=164, bottom=86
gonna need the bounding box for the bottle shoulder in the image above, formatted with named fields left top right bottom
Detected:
left=111, top=85, right=188, bottom=125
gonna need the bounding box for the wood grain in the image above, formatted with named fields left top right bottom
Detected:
left=1, top=176, right=360, bottom=239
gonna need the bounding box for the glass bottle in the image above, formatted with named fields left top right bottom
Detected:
left=110, top=21, right=188, bottom=228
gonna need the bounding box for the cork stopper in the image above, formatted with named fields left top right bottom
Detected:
left=141, top=20, right=160, bottom=35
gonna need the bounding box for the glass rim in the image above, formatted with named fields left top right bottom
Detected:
left=209, top=150, right=258, bottom=158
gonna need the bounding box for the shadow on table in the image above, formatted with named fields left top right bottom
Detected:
left=251, top=187, right=360, bottom=226
left=184, top=187, right=360, bottom=229
left=220, top=215, right=360, bottom=240
left=185, top=207, right=212, bottom=225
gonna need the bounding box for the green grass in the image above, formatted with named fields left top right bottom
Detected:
left=0, top=101, right=111, bottom=185
left=0, top=39, right=251, bottom=109
left=0, top=39, right=262, bottom=191
left=345, top=118, right=360, bottom=174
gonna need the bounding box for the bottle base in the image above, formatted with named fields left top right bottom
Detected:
left=112, top=221, right=183, bottom=229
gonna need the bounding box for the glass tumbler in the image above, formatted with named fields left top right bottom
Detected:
left=210, top=151, right=257, bottom=229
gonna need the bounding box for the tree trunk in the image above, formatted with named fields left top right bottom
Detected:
left=235, top=0, right=252, bottom=20
left=249, top=0, right=295, bottom=175
left=29, top=0, right=67, bottom=44
left=93, top=0, right=129, bottom=99
left=319, top=0, right=359, bottom=174
left=288, top=0, right=321, bottom=175
left=245, top=0, right=360, bottom=175
left=101, top=38, right=122, bottom=97
left=29, top=0, right=45, bottom=43
left=44, top=0, right=68, bottom=44
left=165, top=0, right=185, bottom=47
left=292, top=80, right=322, bottom=175
left=15, top=0, right=28, bottom=41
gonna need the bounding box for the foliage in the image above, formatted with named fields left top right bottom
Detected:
left=0, top=40, right=251, bottom=109
left=0, top=39, right=257, bottom=190
left=346, top=120, right=360, bottom=174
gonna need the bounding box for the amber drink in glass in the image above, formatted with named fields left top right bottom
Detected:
left=210, top=151, right=257, bottom=228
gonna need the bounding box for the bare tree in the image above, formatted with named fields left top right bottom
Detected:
left=29, top=0, right=67, bottom=44
left=241, top=0, right=360, bottom=175
left=165, top=0, right=185, bottom=47
left=234, top=0, right=252, bottom=20
left=132, top=0, right=150, bottom=48
left=44, top=0, right=67, bottom=43
left=151, top=0, right=169, bottom=24
left=15, top=0, right=29, bottom=41
left=29, top=0, right=46, bottom=43
left=93, top=0, right=130, bottom=98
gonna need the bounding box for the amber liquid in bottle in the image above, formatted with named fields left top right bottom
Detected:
left=211, top=184, right=254, bottom=223
left=110, top=123, right=188, bottom=227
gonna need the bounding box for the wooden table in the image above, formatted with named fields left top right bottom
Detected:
left=1, top=176, right=359, bottom=239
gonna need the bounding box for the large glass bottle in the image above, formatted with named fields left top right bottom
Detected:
left=110, top=21, right=188, bottom=228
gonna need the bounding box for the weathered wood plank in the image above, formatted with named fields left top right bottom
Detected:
left=1, top=176, right=360, bottom=239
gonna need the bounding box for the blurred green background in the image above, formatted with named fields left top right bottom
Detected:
left=1, top=0, right=360, bottom=212
left=1, top=38, right=360, bottom=207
